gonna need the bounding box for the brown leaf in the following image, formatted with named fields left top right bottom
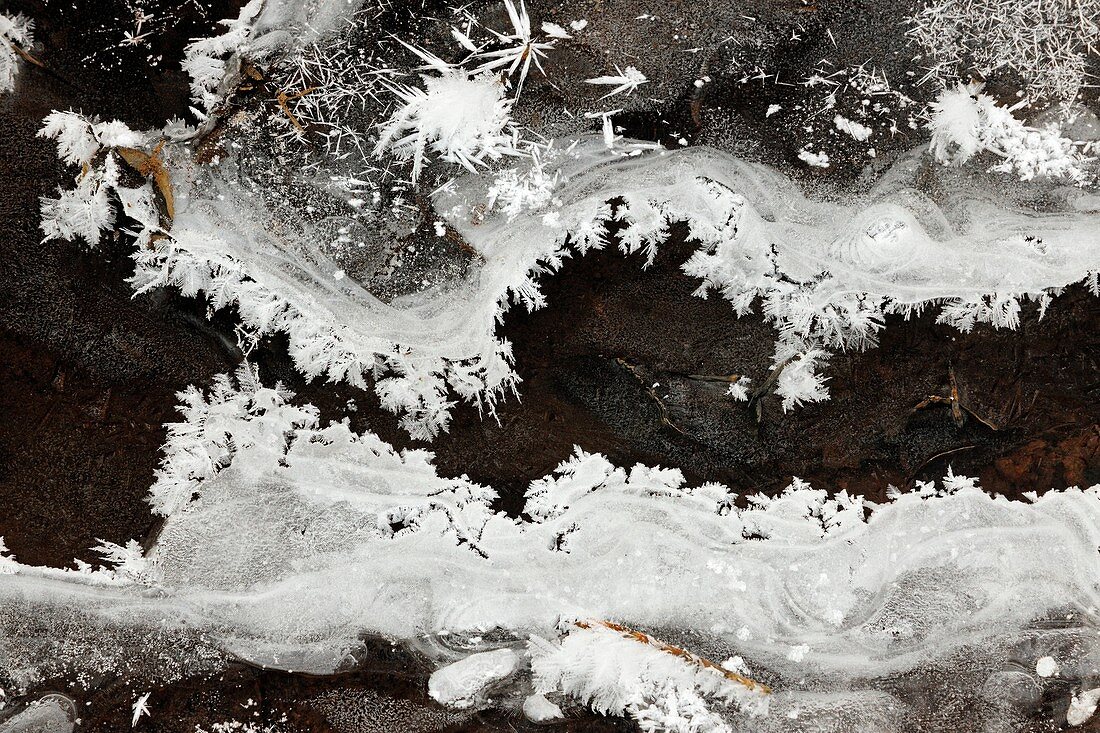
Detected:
left=117, top=144, right=174, bottom=222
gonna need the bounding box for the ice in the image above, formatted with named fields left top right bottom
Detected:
left=1, top=372, right=1099, bottom=729
left=1067, top=687, right=1100, bottom=726
left=1035, top=656, right=1059, bottom=677
left=122, top=129, right=1100, bottom=436
left=427, top=648, right=520, bottom=708
left=0, top=694, right=76, bottom=733
left=521, top=693, right=563, bottom=722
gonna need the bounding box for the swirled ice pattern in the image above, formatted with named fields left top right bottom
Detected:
left=2, top=372, right=1098, bottom=730
left=143, top=130, right=1100, bottom=436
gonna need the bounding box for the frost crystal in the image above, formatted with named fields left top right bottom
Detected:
left=181, top=0, right=263, bottom=114
left=38, top=112, right=163, bottom=248
left=148, top=365, right=316, bottom=516
left=908, top=0, right=1100, bottom=102
left=927, top=85, right=1092, bottom=182
left=586, top=65, right=649, bottom=98
left=375, top=69, right=516, bottom=181
left=474, top=0, right=556, bottom=99
left=0, top=13, right=34, bottom=94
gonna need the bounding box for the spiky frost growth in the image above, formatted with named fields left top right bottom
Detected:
left=128, top=214, right=521, bottom=441
left=927, top=86, right=1093, bottom=182
left=586, top=65, right=648, bottom=98
left=725, top=376, right=751, bottom=402
left=88, top=539, right=159, bottom=584
left=182, top=0, right=263, bottom=114
left=148, top=365, right=319, bottom=516
left=529, top=621, right=769, bottom=732
left=375, top=68, right=516, bottom=181
left=773, top=346, right=830, bottom=412
left=474, top=0, right=556, bottom=99
left=486, top=143, right=561, bottom=219
left=39, top=111, right=144, bottom=166
left=273, top=38, right=388, bottom=160
left=38, top=112, right=165, bottom=248
left=907, top=0, right=1100, bottom=102
left=0, top=13, right=34, bottom=94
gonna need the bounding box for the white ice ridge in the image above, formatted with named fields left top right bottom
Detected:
left=116, top=134, right=1100, bottom=441
left=40, top=0, right=1100, bottom=437
left=2, top=370, right=1098, bottom=726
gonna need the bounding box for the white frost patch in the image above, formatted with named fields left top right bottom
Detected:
left=797, top=148, right=831, bottom=168
left=928, top=85, right=1092, bottom=182
left=0, top=13, right=34, bottom=94
left=1035, top=656, right=1059, bottom=678
left=428, top=649, right=519, bottom=708
left=725, top=376, right=751, bottom=402
left=1068, top=688, right=1100, bottom=726
left=530, top=621, right=768, bottom=731
left=375, top=69, right=516, bottom=181
left=774, top=347, right=830, bottom=412
left=834, top=114, right=872, bottom=141
left=182, top=0, right=263, bottom=114
left=522, top=693, right=563, bottom=722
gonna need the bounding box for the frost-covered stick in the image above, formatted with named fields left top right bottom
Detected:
left=573, top=619, right=771, bottom=695
left=529, top=618, right=771, bottom=732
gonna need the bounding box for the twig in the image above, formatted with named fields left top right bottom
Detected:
left=276, top=86, right=318, bottom=133
left=615, top=358, right=690, bottom=437
left=572, top=619, right=772, bottom=694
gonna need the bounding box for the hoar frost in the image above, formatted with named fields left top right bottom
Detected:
left=0, top=13, right=33, bottom=94
left=33, top=0, right=1100, bottom=434
left=927, top=85, right=1093, bottom=183
left=375, top=68, right=516, bottom=181
left=529, top=620, right=769, bottom=732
